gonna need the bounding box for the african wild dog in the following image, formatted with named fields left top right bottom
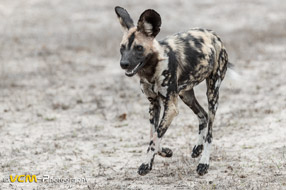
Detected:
left=115, top=6, right=230, bottom=176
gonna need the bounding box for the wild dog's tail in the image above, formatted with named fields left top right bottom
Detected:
left=226, top=61, right=240, bottom=81
left=227, top=62, right=235, bottom=69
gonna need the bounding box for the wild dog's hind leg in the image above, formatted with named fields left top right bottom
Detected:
left=197, top=49, right=228, bottom=176
left=179, top=89, right=208, bottom=158
left=196, top=75, right=221, bottom=175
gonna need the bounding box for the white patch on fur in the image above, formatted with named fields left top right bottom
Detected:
left=140, top=79, right=157, bottom=98
left=227, top=66, right=241, bottom=81
left=140, top=82, right=145, bottom=94
left=188, top=29, right=213, bottom=45
left=197, top=127, right=207, bottom=146
left=156, top=81, right=168, bottom=97
left=163, top=37, right=186, bottom=80
left=144, top=22, right=153, bottom=35
left=199, top=142, right=211, bottom=165
left=223, top=65, right=244, bottom=89
left=215, top=78, right=221, bottom=88
left=214, top=103, right=218, bottom=111
left=144, top=133, right=161, bottom=164
left=165, top=38, right=177, bottom=50
left=153, top=57, right=169, bottom=98
left=181, top=32, right=188, bottom=38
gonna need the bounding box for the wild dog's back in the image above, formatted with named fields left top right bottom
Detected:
left=159, top=28, right=227, bottom=92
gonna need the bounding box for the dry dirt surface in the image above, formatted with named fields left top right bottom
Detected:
left=0, top=0, right=286, bottom=189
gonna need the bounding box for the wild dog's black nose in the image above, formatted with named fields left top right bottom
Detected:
left=120, top=61, right=130, bottom=69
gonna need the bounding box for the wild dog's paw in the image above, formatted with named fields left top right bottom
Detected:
left=196, top=163, right=209, bottom=176
left=191, top=144, right=203, bottom=158
left=138, top=163, right=152, bottom=176
left=158, top=147, right=173, bottom=158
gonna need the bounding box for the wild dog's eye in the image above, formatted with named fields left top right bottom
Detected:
left=135, top=45, right=144, bottom=52
left=120, top=45, right=126, bottom=53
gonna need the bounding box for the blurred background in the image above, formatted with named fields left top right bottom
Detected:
left=0, top=0, right=285, bottom=189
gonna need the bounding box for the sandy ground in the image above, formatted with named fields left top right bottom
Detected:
left=0, top=0, right=286, bottom=189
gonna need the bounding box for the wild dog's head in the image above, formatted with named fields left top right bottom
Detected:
left=115, top=6, right=161, bottom=77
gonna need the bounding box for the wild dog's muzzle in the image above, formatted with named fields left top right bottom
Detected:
left=125, top=61, right=145, bottom=77
left=121, top=54, right=151, bottom=77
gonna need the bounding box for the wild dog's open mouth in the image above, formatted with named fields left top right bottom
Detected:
left=125, top=61, right=144, bottom=77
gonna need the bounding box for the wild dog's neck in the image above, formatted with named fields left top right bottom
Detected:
left=137, top=52, right=159, bottom=83
left=138, top=39, right=165, bottom=83
left=152, top=39, right=166, bottom=61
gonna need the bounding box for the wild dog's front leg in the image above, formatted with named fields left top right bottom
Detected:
left=148, top=97, right=173, bottom=158
left=148, top=97, right=160, bottom=140
left=138, top=94, right=178, bottom=176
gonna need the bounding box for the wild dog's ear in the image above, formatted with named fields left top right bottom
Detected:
left=137, top=9, right=161, bottom=37
left=115, top=6, right=134, bottom=31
